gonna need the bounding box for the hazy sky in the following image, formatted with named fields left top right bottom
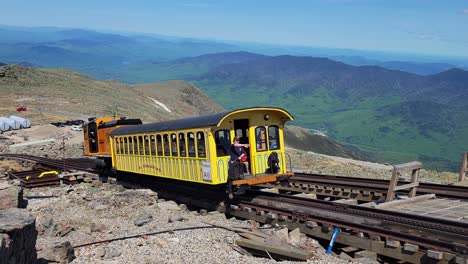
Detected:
left=1, top=0, right=467, bottom=57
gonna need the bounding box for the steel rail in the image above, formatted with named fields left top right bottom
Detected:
left=289, top=172, right=468, bottom=200
left=0, top=154, right=96, bottom=172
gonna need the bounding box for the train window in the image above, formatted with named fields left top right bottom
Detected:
left=215, top=130, right=230, bottom=157
left=118, top=138, right=124, bottom=154
left=115, top=138, right=119, bottom=154
left=156, top=135, right=163, bottom=156
left=235, top=128, right=249, bottom=144
left=129, top=137, right=134, bottom=154
left=255, top=127, right=267, bottom=152
left=171, top=133, right=178, bottom=157
left=197, top=132, right=206, bottom=158
left=268, top=126, right=280, bottom=150
left=117, top=137, right=124, bottom=154
left=149, top=135, right=156, bottom=156
left=179, top=133, right=186, bottom=157
left=188, top=133, right=196, bottom=157
left=163, top=134, right=170, bottom=156
left=124, top=137, right=128, bottom=154
left=137, top=136, right=143, bottom=155
left=144, top=135, right=150, bottom=155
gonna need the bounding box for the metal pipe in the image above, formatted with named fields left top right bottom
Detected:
left=326, top=227, right=340, bottom=254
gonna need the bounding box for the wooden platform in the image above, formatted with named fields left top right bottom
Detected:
left=232, top=172, right=294, bottom=186
left=380, top=197, right=468, bottom=223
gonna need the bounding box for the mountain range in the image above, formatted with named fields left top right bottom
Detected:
left=1, top=25, right=467, bottom=77
left=119, top=51, right=466, bottom=171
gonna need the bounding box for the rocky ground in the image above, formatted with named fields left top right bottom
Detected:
left=22, top=182, right=351, bottom=264
left=0, top=124, right=461, bottom=263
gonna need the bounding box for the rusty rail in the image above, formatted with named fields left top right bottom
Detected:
left=1, top=154, right=96, bottom=187
left=275, top=172, right=468, bottom=201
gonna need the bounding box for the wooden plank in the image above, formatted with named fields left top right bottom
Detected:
left=236, top=238, right=314, bottom=261
left=387, top=167, right=399, bottom=201
left=394, top=161, right=422, bottom=170
left=334, top=199, right=358, bottom=205
left=393, top=182, right=419, bottom=191
left=233, top=172, right=294, bottom=186
left=376, top=194, right=436, bottom=209
left=359, top=202, right=377, bottom=208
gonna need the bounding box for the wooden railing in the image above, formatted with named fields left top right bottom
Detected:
left=386, top=161, right=422, bottom=202
left=459, top=152, right=468, bottom=182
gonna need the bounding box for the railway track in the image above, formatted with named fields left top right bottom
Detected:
left=230, top=190, right=468, bottom=262
left=0, top=154, right=96, bottom=187
left=260, top=172, right=468, bottom=201
left=0, top=154, right=96, bottom=172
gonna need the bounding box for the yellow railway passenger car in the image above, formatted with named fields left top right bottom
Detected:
left=109, top=107, right=294, bottom=186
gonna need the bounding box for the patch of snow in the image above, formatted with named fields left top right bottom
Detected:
left=146, top=97, right=172, bottom=112
left=312, top=130, right=328, bottom=137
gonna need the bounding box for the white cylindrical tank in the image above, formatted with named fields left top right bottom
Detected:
left=9, top=115, right=31, bottom=128
left=0, top=117, right=21, bottom=130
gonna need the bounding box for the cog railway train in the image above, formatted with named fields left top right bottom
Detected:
left=82, top=107, right=294, bottom=194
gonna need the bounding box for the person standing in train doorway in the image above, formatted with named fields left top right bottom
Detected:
left=227, top=136, right=250, bottom=199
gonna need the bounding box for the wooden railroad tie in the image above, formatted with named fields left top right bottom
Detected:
left=459, top=152, right=468, bottom=182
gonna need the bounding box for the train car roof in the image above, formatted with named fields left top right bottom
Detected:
left=82, top=117, right=142, bottom=128
left=110, top=107, right=293, bottom=136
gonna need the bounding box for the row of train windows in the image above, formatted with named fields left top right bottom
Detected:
left=114, top=132, right=206, bottom=158
left=214, top=126, right=280, bottom=157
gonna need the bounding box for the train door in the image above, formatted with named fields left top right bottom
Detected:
left=88, top=122, right=99, bottom=153
left=233, top=119, right=251, bottom=173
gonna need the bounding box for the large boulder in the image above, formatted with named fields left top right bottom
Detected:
left=0, top=208, right=37, bottom=264
left=0, top=181, right=27, bottom=209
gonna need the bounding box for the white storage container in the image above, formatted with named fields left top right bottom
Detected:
left=0, top=117, right=21, bottom=130
left=9, top=115, right=31, bottom=128
left=0, top=119, right=8, bottom=132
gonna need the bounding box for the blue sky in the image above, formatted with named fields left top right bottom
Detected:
left=1, top=0, right=467, bottom=57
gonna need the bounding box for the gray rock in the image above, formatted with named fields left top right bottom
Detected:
left=178, top=203, right=188, bottom=211
left=134, top=209, right=153, bottom=226
left=41, top=216, right=57, bottom=237
left=289, top=228, right=307, bottom=244
left=199, top=209, right=208, bottom=216
left=90, top=223, right=107, bottom=233
left=158, top=201, right=180, bottom=211
left=38, top=241, right=75, bottom=264
left=95, top=247, right=106, bottom=258
left=106, top=248, right=122, bottom=259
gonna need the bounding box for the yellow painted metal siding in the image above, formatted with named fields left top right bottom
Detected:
left=110, top=108, right=293, bottom=186
left=212, top=109, right=291, bottom=179
left=111, top=128, right=219, bottom=185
